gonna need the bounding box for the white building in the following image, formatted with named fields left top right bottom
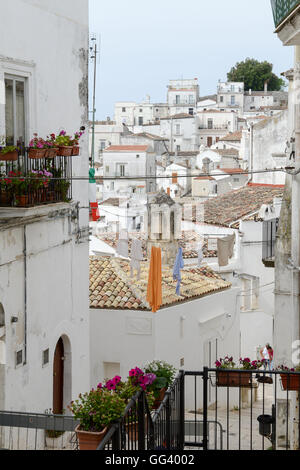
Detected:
left=102, top=145, right=157, bottom=199
left=114, top=98, right=169, bottom=127
left=216, top=81, right=244, bottom=114
left=197, top=109, right=238, bottom=148
left=167, top=79, right=199, bottom=116
left=0, top=0, right=90, bottom=415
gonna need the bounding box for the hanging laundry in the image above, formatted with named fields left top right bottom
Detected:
left=147, top=247, right=162, bottom=313
left=217, top=234, right=235, bottom=267
left=173, top=247, right=184, bottom=296
left=116, top=238, right=129, bottom=258
left=130, top=238, right=143, bottom=280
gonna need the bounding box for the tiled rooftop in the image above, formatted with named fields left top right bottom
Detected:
left=105, top=145, right=149, bottom=152
left=219, top=131, right=242, bottom=142
left=97, top=231, right=217, bottom=260
left=89, top=257, right=231, bottom=311
left=185, top=185, right=284, bottom=227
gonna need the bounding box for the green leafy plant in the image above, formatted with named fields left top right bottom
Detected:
left=68, top=388, right=127, bottom=433
left=144, top=361, right=177, bottom=399
left=0, top=145, right=18, bottom=155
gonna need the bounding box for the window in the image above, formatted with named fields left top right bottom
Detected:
left=231, top=95, right=235, bottom=105
left=176, top=95, right=180, bottom=105
left=172, top=172, right=178, bottom=184
left=117, top=164, right=127, bottom=177
left=176, top=145, right=181, bottom=152
left=5, top=76, right=26, bottom=150
left=43, top=349, right=49, bottom=366
left=262, top=218, right=279, bottom=262
left=240, top=275, right=259, bottom=311
left=220, top=96, right=224, bottom=103
left=100, top=140, right=106, bottom=151
left=189, top=95, right=194, bottom=104
left=139, top=109, right=143, bottom=113
left=208, top=119, right=213, bottom=129
left=175, top=124, right=181, bottom=135
left=138, top=117, right=143, bottom=126
left=105, top=165, right=110, bottom=174
left=16, top=349, right=23, bottom=367
left=189, top=108, right=194, bottom=116
left=233, top=178, right=239, bottom=183
left=122, top=107, right=126, bottom=113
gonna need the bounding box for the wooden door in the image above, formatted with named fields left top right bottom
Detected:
left=53, top=338, right=64, bottom=415
left=207, top=137, right=213, bottom=147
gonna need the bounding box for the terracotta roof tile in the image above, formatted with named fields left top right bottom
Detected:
left=89, top=256, right=230, bottom=311
left=105, top=145, right=149, bottom=152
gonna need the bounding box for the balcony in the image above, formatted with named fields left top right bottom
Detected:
left=271, top=0, right=300, bottom=28
left=0, top=149, right=72, bottom=214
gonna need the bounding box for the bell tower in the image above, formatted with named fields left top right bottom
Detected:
left=147, top=190, right=182, bottom=266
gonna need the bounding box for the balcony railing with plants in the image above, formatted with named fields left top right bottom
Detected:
left=0, top=129, right=84, bottom=209
left=271, top=0, right=300, bottom=28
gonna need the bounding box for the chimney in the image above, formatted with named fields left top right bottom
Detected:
left=249, top=89, right=252, bottom=96
left=264, top=81, right=268, bottom=93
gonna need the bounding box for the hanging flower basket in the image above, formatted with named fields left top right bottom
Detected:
left=28, top=148, right=46, bottom=159
left=57, top=146, right=73, bottom=157
left=0, top=150, right=18, bottom=162
left=216, top=371, right=252, bottom=388
left=72, top=146, right=80, bottom=156
left=75, top=425, right=108, bottom=451
left=280, top=374, right=300, bottom=391
left=45, top=148, right=58, bottom=159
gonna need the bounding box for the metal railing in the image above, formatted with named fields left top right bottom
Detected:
left=98, top=372, right=184, bottom=451
left=0, top=411, right=79, bottom=450
left=271, top=0, right=300, bottom=28
left=0, top=149, right=73, bottom=209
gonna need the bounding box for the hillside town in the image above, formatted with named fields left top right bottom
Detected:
left=1, top=0, right=300, bottom=454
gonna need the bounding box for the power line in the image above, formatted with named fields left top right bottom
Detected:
left=0, top=167, right=287, bottom=181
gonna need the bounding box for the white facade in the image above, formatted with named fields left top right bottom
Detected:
left=216, top=81, right=244, bottom=114
left=102, top=146, right=156, bottom=199
left=197, top=110, right=238, bottom=148
left=167, top=79, right=199, bottom=115
left=0, top=0, right=90, bottom=414
left=115, top=99, right=169, bottom=127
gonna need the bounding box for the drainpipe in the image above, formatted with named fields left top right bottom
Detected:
left=291, top=45, right=300, bottom=450
left=23, top=225, right=27, bottom=365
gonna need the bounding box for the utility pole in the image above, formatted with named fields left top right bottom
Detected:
left=89, top=34, right=100, bottom=169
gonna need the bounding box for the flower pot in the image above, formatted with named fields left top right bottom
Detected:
left=281, top=374, right=300, bottom=391
left=57, top=146, right=73, bottom=157
left=0, top=191, right=12, bottom=206
left=45, top=148, right=58, bottom=159
left=0, top=150, right=18, bottom=161
left=216, top=371, right=252, bottom=388
left=75, top=425, right=108, bottom=451
left=16, top=195, right=29, bottom=207
left=152, top=388, right=167, bottom=410
left=72, top=146, right=80, bottom=156
left=28, top=148, right=46, bottom=159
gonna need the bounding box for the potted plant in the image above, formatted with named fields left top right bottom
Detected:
left=69, top=387, right=127, bottom=450
left=278, top=365, right=300, bottom=391
left=28, top=134, right=47, bottom=159
left=215, top=356, right=263, bottom=387
left=71, top=128, right=85, bottom=156
left=0, top=174, right=13, bottom=205
left=55, top=131, right=74, bottom=156
left=44, top=135, right=59, bottom=159
left=0, top=140, right=18, bottom=161
left=144, top=361, right=176, bottom=409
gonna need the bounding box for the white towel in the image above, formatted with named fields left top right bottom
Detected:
left=130, top=239, right=143, bottom=279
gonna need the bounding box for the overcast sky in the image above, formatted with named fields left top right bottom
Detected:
left=89, top=0, right=294, bottom=120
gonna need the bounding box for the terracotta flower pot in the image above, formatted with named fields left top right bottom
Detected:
left=16, top=195, right=29, bottom=207
left=0, top=191, right=12, bottom=206
left=216, top=370, right=252, bottom=388
left=57, top=146, right=73, bottom=157
left=45, top=148, right=58, bottom=159
left=0, top=150, right=18, bottom=161
left=72, top=146, right=80, bottom=156
left=75, top=425, right=108, bottom=451
left=28, top=148, right=46, bottom=159
left=281, top=374, right=300, bottom=391
left=152, top=388, right=167, bottom=410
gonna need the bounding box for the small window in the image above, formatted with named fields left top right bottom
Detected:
left=233, top=178, right=239, bottom=182
left=139, top=109, right=143, bottom=113
left=136, top=154, right=140, bottom=159
left=122, top=107, right=126, bottom=113
left=43, top=349, right=49, bottom=366
left=16, top=349, right=23, bottom=367
left=5, top=76, right=26, bottom=151
left=220, top=96, right=224, bottom=103
left=138, top=117, right=143, bottom=126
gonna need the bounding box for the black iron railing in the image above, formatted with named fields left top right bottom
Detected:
left=98, top=368, right=300, bottom=451
left=0, top=149, right=73, bottom=209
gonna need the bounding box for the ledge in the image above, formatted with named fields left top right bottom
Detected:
left=0, top=202, right=72, bottom=219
